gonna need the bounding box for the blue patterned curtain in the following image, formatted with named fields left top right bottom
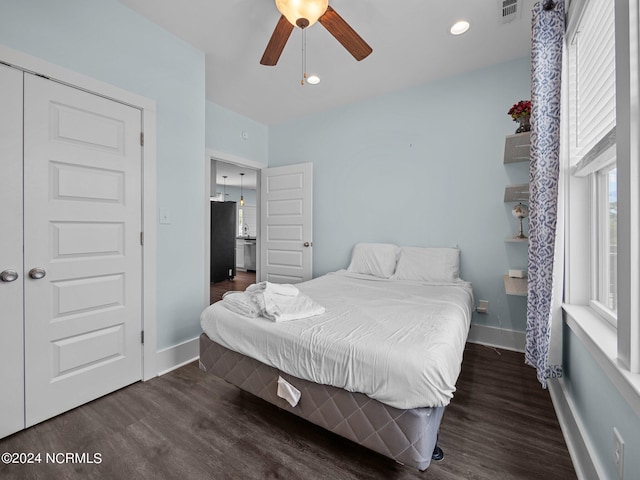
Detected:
left=526, top=0, right=565, bottom=387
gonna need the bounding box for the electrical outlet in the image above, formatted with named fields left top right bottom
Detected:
left=614, top=427, right=624, bottom=480
left=477, top=300, right=489, bottom=314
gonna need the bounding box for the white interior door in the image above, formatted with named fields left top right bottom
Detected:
left=0, top=64, right=25, bottom=438
left=23, top=74, right=143, bottom=426
left=260, top=163, right=313, bottom=283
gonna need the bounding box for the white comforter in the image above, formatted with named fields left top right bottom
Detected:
left=200, top=270, right=474, bottom=409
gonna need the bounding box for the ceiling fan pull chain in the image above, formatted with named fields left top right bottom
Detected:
left=301, top=27, right=307, bottom=85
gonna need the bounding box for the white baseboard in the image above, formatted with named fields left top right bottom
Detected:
left=548, top=378, right=605, bottom=480
left=155, top=336, right=200, bottom=376
left=467, top=324, right=526, bottom=352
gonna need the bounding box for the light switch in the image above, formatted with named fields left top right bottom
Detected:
left=159, top=208, right=171, bottom=225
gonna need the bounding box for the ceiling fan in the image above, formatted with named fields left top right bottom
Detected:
left=260, top=0, right=373, bottom=66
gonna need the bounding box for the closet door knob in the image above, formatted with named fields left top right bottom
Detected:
left=303, top=242, right=312, bottom=247
left=0, top=269, right=18, bottom=282
left=28, top=267, right=46, bottom=280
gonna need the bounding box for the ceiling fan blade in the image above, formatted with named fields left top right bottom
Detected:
left=260, top=15, right=295, bottom=66
left=318, top=6, right=372, bottom=61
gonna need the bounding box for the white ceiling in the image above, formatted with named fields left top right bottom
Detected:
left=118, top=0, right=536, bottom=126
left=214, top=161, right=258, bottom=190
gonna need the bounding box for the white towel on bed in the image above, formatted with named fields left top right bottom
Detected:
left=246, top=281, right=299, bottom=297
left=221, top=291, right=262, bottom=317
left=261, top=291, right=325, bottom=322
left=221, top=285, right=324, bottom=322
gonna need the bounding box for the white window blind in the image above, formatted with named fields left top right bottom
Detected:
left=569, top=0, right=616, bottom=164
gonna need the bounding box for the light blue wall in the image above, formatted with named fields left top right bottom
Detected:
left=206, top=101, right=268, bottom=164
left=0, top=0, right=207, bottom=350
left=269, top=56, right=531, bottom=333
left=563, top=327, right=640, bottom=480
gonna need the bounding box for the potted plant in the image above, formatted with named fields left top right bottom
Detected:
left=508, top=100, right=532, bottom=133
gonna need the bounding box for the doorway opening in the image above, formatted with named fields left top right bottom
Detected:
left=209, top=159, right=259, bottom=304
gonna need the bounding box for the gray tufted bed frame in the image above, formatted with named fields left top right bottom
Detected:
left=199, top=333, right=445, bottom=471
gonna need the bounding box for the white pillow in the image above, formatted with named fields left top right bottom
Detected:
left=391, top=247, right=460, bottom=282
left=347, top=243, right=400, bottom=278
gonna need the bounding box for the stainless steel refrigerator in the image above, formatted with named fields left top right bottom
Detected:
left=210, top=201, right=236, bottom=283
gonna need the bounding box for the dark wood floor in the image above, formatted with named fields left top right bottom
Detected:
left=0, top=343, right=576, bottom=480
left=210, top=270, right=256, bottom=304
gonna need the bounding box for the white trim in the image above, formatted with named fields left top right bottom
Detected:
left=615, top=0, right=640, bottom=373
left=467, top=324, right=525, bottom=352
left=564, top=305, right=640, bottom=418
left=204, top=153, right=212, bottom=309
left=572, top=128, right=616, bottom=178
left=155, top=337, right=200, bottom=376
left=564, top=173, right=591, bottom=305
left=0, top=45, right=153, bottom=112
left=141, top=108, right=158, bottom=380
left=589, top=173, right=598, bottom=304
left=628, top=0, right=640, bottom=373
left=589, top=300, right=617, bottom=327
left=548, top=378, right=606, bottom=480
left=207, top=149, right=267, bottom=171
left=0, top=44, right=158, bottom=380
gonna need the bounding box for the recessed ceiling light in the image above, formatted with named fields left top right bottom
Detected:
left=307, top=75, right=321, bottom=85
left=450, top=20, right=470, bottom=35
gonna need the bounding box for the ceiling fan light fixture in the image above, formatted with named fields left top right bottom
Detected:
left=275, top=0, right=329, bottom=28
left=450, top=20, right=470, bottom=35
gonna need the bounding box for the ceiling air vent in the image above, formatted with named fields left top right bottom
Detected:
left=501, top=0, right=520, bottom=23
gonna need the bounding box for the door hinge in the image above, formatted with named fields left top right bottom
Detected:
left=141, top=331, right=145, bottom=344
left=140, top=132, right=144, bottom=146
left=140, top=231, right=144, bottom=246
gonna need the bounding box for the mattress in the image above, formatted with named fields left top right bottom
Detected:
left=200, top=270, right=473, bottom=409
left=199, top=334, right=445, bottom=471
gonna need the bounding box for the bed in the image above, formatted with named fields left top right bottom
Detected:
left=199, top=243, right=474, bottom=470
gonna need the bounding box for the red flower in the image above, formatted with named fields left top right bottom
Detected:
left=508, top=100, right=532, bottom=120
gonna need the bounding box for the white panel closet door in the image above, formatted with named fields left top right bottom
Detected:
left=260, top=163, right=313, bottom=283
left=23, top=74, right=143, bottom=427
left=0, top=64, right=25, bottom=438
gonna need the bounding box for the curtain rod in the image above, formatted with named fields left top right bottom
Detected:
left=543, top=0, right=556, bottom=11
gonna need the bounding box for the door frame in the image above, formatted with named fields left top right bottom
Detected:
left=205, top=149, right=266, bottom=305
left=0, top=45, right=158, bottom=380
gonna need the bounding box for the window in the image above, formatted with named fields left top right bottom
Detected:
left=567, top=0, right=617, bottom=325
left=565, top=0, right=640, bottom=375
left=238, top=207, right=244, bottom=236
left=592, top=164, right=617, bottom=322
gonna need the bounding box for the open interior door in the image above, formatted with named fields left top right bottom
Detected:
left=259, top=163, right=313, bottom=283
